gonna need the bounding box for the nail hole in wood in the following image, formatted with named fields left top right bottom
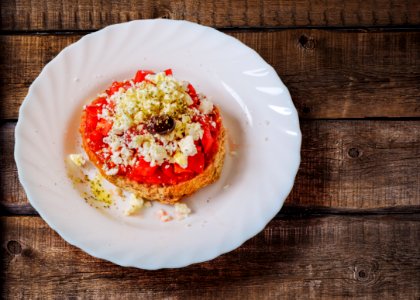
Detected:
left=302, top=106, right=311, bottom=114
left=298, top=35, right=316, bottom=50
left=7, top=240, right=22, bottom=255
left=358, top=270, right=366, bottom=278
left=348, top=147, right=360, bottom=158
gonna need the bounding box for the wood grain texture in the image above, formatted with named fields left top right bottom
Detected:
left=2, top=120, right=419, bottom=215
left=1, top=215, right=419, bottom=299
left=1, top=0, right=419, bottom=30
left=1, top=30, right=419, bottom=120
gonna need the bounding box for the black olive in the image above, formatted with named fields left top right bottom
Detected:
left=147, top=115, right=175, bottom=135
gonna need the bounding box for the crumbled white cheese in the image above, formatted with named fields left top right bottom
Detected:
left=110, top=152, right=123, bottom=165
left=178, top=136, right=197, bottom=157
left=173, top=151, right=188, bottom=168
left=69, top=154, right=86, bottom=167
left=97, top=108, right=111, bottom=121
left=95, top=71, right=217, bottom=171
left=174, top=203, right=191, bottom=220
left=89, top=174, right=112, bottom=205
left=124, top=194, right=144, bottom=216
left=199, top=98, right=214, bottom=114
left=105, top=167, right=119, bottom=176
left=148, top=143, right=169, bottom=166
left=185, top=93, right=193, bottom=105
left=186, top=122, right=204, bottom=141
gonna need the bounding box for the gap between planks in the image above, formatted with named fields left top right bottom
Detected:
left=0, top=30, right=419, bottom=120
left=1, top=0, right=420, bottom=30
left=1, top=215, right=419, bottom=299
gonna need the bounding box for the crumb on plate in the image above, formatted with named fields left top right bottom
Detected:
left=124, top=194, right=144, bottom=216
left=174, top=203, right=191, bottom=220
left=69, top=153, right=86, bottom=167
left=157, top=209, right=173, bottom=222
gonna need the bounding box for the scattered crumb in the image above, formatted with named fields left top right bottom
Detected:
left=74, top=77, right=80, bottom=82
left=201, top=220, right=208, bottom=228
left=227, top=131, right=239, bottom=152
left=124, top=194, right=144, bottom=216
left=186, top=223, right=192, bottom=227
left=144, top=201, right=152, bottom=208
left=69, top=154, right=86, bottom=167
left=265, top=137, right=269, bottom=141
left=174, top=203, right=192, bottom=220
left=223, top=184, right=230, bottom=190
left=115, top=187, right=123, bottom=197
left=265, top=120, right=270, bottom=126
left=89, top=174, right=113, bottom=205
left=229, top=150, right=237, bottom=157
left=157, top=209, right=173, bottom=222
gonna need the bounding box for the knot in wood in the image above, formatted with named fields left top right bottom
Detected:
left=298, top=35, right=316, bottom=50
left=153, top=6, right=173, bottom=19
left=352, top=259, right=379, bottom=285
left=302, top=106, right=311, bottom=114
left=7, top=240, right=22, bottom=255
left=348, top=147, right=361, bottom=158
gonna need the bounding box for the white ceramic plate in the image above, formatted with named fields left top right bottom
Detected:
left=15, top=19, right=301, bottom=269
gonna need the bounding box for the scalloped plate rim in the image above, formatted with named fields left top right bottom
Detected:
left=14, top=19, right=301, bottom=269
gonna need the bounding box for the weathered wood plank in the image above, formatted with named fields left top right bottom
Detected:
left=1, top=30, right=419, bottom=120
left=2, top=119, right=419, bottom=215
left=1, top=0, right=419, bottom=30
left=1, top=215, right=419, bottom=299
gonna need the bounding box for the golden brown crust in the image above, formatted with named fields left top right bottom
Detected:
left=80, top=111, right=226, bottom=204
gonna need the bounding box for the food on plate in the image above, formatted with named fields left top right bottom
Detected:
left=174, top=203, right=192, bottom=220
left=69, top=153, right=86, bottom=167
left=80, top=69, right=225, bottom=203
left=124, top=194, right=145, bottom=216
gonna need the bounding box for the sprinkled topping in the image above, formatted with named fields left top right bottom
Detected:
left=69, top=154, right=86, bottom=167
left=81, top=69, right=223, bottom=186
left=89, top=71, right=214, bottom=170
left=89, top=174, right=113, bottom=205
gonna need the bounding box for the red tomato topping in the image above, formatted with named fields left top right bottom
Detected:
left=91, top=97, right=108, bottom=106
left=187, top=83, right=199, bottom=106
left=201, top=126, right=214, bottom=154
left=82, top=69, right=221, bottom=185
left=133, top=70, right=155, bottom=83
left=88, top=131, right=105, bottom=151
left=128, top=158, right=158, bottom=181
left=188, top=151, right=205, bottom=174
left=106, top=81, right=124, bottom=96
left=96, top=119, right=112, bottom=136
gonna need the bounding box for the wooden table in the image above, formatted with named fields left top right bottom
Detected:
left=1, top=1, right=419, bottom=299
